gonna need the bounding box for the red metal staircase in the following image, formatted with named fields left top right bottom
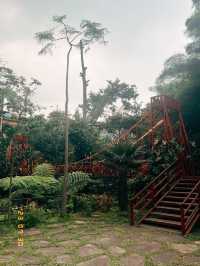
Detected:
left=129, top=95, right=200, bottom=235
left=130, top=160, right=200, bottom=235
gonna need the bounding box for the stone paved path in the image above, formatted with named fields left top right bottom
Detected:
left=0, top=213, right=200, bottom=265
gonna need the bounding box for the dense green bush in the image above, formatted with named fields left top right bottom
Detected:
left=73, top=194, right=97, bottom=216
left=128, top=175, right=152, bottom=195
left=10, top=207, right=47, bottom=228
left=0, top=198, right=9, bottom=210
left=0, top=172, right=91, bottom=210
left=0, top=175, right=59, bottom=206
left=33, top=163, right=55, bottom=177
left=23, top=208, right=47, bottom=228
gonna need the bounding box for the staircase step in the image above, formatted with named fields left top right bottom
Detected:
left=178, top=182, right=197, bottom=185
left=177, top=183, right=194, bottom=187
left=165, top=196, right=185, bottom=202
left=180, top=178, right=199, bottom=182
left=181, top=176, right=199, bottom=179
left=169, top=192, right=197, bottom=197
left=155, top=206, right=181, bottom=214
left=165, top=196, right=197, bottom=202
left=173, top=187, right=193, bottom=192
left=159, top=201, right=198, bottom=207
left=183, top=176, right=200, bottom=179
left=143, top=217, right=181, bottom=229
left=151, top=212, right=182, bottom=221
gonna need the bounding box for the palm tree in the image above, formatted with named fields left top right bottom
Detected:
left=103, top=140, right=142, bottom=211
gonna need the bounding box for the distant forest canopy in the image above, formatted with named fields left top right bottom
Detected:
left=1, top=0, right=200, bottom=179
left=152, top=0, right=200, bottom=145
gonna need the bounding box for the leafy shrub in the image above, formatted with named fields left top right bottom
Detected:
left=23, top=208, right=47, bottom=228
left=58, top=172, right=92, bottom=214
left=0, top=175, right=59, bottom=206
left=128, top=175, right=153, bottom=195
left=11, top=207, right=47, bottom=228
left=0, top=198, right=9, bottom=211
left=0, top=172, right=91, bottom=213
left=33, top=163, right=55, bottom=177
left=96, top=193, right=113, bottom=211
left=73, top=194, right=97, bottom=216
left=72, top=193, right=113, bottom=215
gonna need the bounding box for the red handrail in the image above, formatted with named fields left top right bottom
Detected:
left=182, top=179, right=200, bottom=205
left=130, top=160, right=183, bottom=225
left=180, top=178, right=200, bottom=234
left=130, top=160, right=178, bottom=203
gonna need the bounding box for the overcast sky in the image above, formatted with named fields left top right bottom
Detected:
left=0, top=0, right=192, bottom=114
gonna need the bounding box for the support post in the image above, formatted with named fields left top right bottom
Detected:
left=198, top=185, right=200, bottom=214
left=130, top=201, right=135, bottom=226
left=181, top=206, right=185, bottom=235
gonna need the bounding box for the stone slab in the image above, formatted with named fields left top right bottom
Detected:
left=32, top=240, right=50, bottom=248
left=16, top=256, right=40, bottom=265
left=24, top=228, right=41, bottom=236
left=121, top=254, right=144, bottom=266
left=37, top=246, right=66, bottom=256
left=151, top=251, right=179, bottom=265
left=0, top=255, right=13, bottom=263
left=108, top=246, right=126, bottom=256
left=171, top=243, right=199, bottom=254
left=77, top=255, right=109, bottom=266
left=133, top=241, right=161, bottom=254
left=183, top=255, right=200, bottom=265
left=58, top=240, right=80, bottom=247
left=56, top=254, right=72, bottom=264
left=79, top=244, right=103, bottom=257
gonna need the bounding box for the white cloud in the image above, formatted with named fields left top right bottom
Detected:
left=0, top=1, right=22, bottom=22
left=0, top=0, right=192, bottom=114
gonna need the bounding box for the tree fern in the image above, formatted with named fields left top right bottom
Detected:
left=60, top=171, right=91, bottom=194
left=32, top=163, right=55, bottom=177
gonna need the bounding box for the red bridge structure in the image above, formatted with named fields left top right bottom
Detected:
left=127, top=95, right=199, bottom=235
left=58, top=95, right=199, bottom=235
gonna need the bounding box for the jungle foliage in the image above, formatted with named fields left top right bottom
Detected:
left=152, top=0, right=200, bottom=147
left=1, top=1, right=199, bottom=219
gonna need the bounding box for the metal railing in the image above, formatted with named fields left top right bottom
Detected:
left=180, top=179, right=200, bottom=235
left=129, top=160, right=185, bottom=225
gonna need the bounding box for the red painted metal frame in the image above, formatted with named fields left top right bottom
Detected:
left=129, top=160, right=185, bottom=225
left=55, top=162, right=117, bottom=177
left=150, top=95, right=189, bottom=150
left=8, top=95, right=189, bottom=178
left=62, top=95, right=190, bottom=175
left=180, top=179, right=200, bottom=235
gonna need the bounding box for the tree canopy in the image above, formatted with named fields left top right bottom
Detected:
left=152, top=0, right=200, bottom=145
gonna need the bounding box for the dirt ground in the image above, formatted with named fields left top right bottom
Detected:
left=0, top=212, right=200, bottom=265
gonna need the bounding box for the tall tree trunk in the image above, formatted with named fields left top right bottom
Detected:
left=62, top=46, right=72, bottom=215
left=118, top=173, right=128, bottom=211
left=0, top=89, right=4, bottom=138
left=80, top=40, right=87, bottom=121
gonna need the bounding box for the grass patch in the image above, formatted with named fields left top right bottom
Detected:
left=0, top=223, right=16, bottom=236
left=95, top=208, right=129, bottom=224
left=144, top=256, right=156, bottom=266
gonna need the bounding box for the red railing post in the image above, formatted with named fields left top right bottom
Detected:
left=198, top=185, right=200, bottom=212
left=130, top=201, right=135, bottom=226
left=181, top=206, right=185, bottom=235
